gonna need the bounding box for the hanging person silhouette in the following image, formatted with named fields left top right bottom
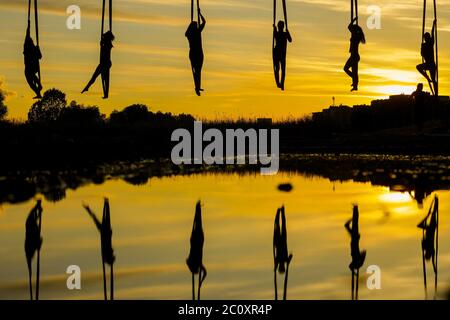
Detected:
left=417, top=20, right=437, bottom=95
left=186, top=9, right=206, bottom=96
left=273, top=21, right=292, bottom=91
left=186, top=201, right=207, bottom=300
left=344, top=18, right=365, bottom=92
left=24, top=0, right=43, bottom=99
left=82, top=31, right=115, bottom=99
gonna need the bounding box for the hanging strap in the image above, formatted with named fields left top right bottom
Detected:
left=101, top=0, right=112, bottom=34
left=433, top=0, right=438, bottom=97
left=282, top=0, right=288, bottom=30
left=34, top=0, right=39, bottom=46
left=101, top=0, right=105, bottom=35
left=109, top=0, right=112, bottom=33
left=27, top=0, right=31, bottom=27
left=351, top=0, right=358, bottom=24
left=191, top=0, right=200, bottom=23
left=422, top=0, right=427, bottom=41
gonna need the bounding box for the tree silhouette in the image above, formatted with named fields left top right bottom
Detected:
left=0, top=90, right=7, bottom=120
left=58, top=101, right=105, bottom=125
left=28, top=88, right=67, bottom=123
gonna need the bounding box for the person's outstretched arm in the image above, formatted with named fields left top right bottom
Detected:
left=287, top=30, right=292, bottom=43
left=199, top=11, right=206, bottom=32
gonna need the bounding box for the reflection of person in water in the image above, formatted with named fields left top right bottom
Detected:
left=187, top=201, right=207, bottom=300
left=84, top=200, right=115, bottom=266
left=83, top=199, right=115, bottom=300
left=273, top=206, right=293, bottom=300
left=345, top=205, right=366, bottom=271
left=25, top=200, right=43, bottom=300
left=82, top=31, right=115, bottom=99
left=24, top=26, right=43, bottom=99
left=185, top=11, right=206, bottom=96
left=345, top=205, right=366, bottom=300
left=273, top=206, right=292, bottom=273
left=344, top=18, right=365, bottom=92
left=273, top=21, right=292, bottom=91
left=417, top=199, right=438, bottom=273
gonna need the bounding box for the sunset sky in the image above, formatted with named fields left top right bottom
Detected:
left=1, top=0, right=450, bottom=120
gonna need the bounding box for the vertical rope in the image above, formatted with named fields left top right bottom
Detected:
left=197, top=0, right=200, bottom=24
left=434, top=0, right=438, bottom=97
left=351, top=0, right=354, bottom=22
left=434, top=195, right=439, bottom=297
left=191, top=0, right=194, bottom=22
left=355, top=0, right=358, bottom=24
left=36, top=205, right=42, bottom=300
left=282, top=0, right=288, bottom=29
left=101, top=0, right=105, bottom=35
left=34, top=0, right=39, bottom=45
left=28, top=0, right=31, bottom=26
left=422, top=0, right=426, bottom=41
left=110, top=0, right=112, bottom=32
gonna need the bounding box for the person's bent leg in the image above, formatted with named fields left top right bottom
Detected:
left=417, top=64, right=432, bottom=83
left=344, top=57, right=353, bottom=79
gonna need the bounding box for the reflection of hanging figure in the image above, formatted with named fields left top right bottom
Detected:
left=273, top=206, right=293, bottom=300
left=417, top=0, right=438, bottom=96
left=186, top=0, right=206, bottom=96
left=82, top=0, right=114, bottom=99
left=24, top=0, right=43, bottom=99
left=25, top=200, right=43, bottom=300
left=272, top=0, right=292, bottom=91
left=344, top=0, right=365, bottom=92
left=344, top=205, right=366, bottom=300
left=83, top=198, right=115, bottom=300
left=186, top=201, right=207, bottom=300
left=417, top=195, right=439, bottom=299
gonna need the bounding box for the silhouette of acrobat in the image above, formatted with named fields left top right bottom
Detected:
left=25, top=200, right=43, bottom=300
left=273, top=21, right=292, bottom=91
left=344, top=18, right=365, bottom=92
left=24, top=25, right=42, bottom=99
left=186, top=10, right=206, bottom=96
left=273, top=206, right=293, bottom=300
left=82, top=31, right=115, bottom=99
left=83, top=198, right=115, bottom=300
left=345, top=205, right=366, bottom=300
left=417, top=20, right=437, bottom=95
left=186, top=201, right=207, bottom=300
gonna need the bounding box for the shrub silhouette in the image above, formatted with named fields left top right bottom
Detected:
left=28, top=88, right=67, bottom=123
left=0, top=90, right=7, bottom=120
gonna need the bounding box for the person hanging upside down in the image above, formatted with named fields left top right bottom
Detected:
left=344, top=18, right=366, bottom=92
left=417, top=200, right=438, bottom=273
left=345, top=205, right=366, bottom=271
left=273, top=21, right=292, bottom=91
left=23, top=25, right=43, bottom=99
left=417, top=20, right=437, bottom=95
left=186, top=201, right=207, bottom=286
left=273, top=206, right=293, bottom=273
left=185, top=10, right=206, bottom=96
left=82, top=31, right=115, bottom=99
